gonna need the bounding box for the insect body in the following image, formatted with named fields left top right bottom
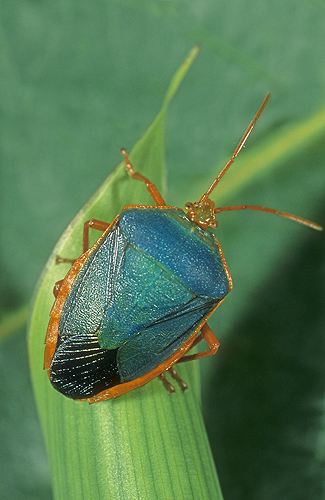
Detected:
left=44, top=94, right=322, bottom=403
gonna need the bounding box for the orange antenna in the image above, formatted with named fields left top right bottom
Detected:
left=201, top=92, right=271, bottom=202
left=185, top=93, right=322, bottom=232
left=214, top=204, right=323, bottom=231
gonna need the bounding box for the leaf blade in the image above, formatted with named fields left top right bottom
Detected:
left=28, top=46, right=224, bottom=500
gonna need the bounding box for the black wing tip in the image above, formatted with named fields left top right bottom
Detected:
left=50, top=333, right=121, bottom=399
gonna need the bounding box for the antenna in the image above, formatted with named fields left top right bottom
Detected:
left=214, top=204, right=323, bottom=231
left=201, top=93, right=271, bottom=202
left=185, top=93, right=322, bottom=231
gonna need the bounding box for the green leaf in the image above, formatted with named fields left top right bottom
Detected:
left=1, top=3, right=324, bottom=499
left=28, top=46, right=223, bottom=500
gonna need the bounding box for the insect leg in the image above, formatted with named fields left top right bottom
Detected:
left=82, top=219, right=111, bottom=253
left=89, top=367, right=177, bottom=402
left=177, top=322, right=220, bottom=362
left=168, top=367, right=188, bottom=391
left=52, top=279, right=64, bottom=298
left=53, top=219, right=111, bottom=297
left=121, top=148, right=166, bottom=206
left=159, top=372, right=176, bottom=394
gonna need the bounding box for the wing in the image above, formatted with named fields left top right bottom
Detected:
left=50, top=332, right=120, bottom=399
left=58, top=220, right=126, bottom=339
left=117, top=295, right=219, bottom=382
left=49, top=295, right=218, bottom=398
left=97, top=244, right=196, bottom=349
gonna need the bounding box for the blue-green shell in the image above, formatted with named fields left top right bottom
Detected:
left=50, top=207, right=231, bottom=399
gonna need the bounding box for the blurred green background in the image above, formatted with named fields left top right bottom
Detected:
left=0, top=1, right=324, bottom=499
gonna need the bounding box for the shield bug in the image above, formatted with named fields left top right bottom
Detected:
left=44, top=93, right=322, bottom=403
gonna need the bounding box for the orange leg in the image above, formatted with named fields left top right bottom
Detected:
left=158, top=367, right=188, bottom=394
left=121, top=148, right=166, bottom=206
left=168, top=366, right=188, bottom=391
left=159, top=372, right=176, bottom=394
left=90, top=365, right=188, bottom=403
left=177, top=322, right=220, bottom=363
left=53, top=219, right=111, bottom=297
left=52, top=279, right=64, bottom=298
left=82, top=218, right=110, bottom=253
